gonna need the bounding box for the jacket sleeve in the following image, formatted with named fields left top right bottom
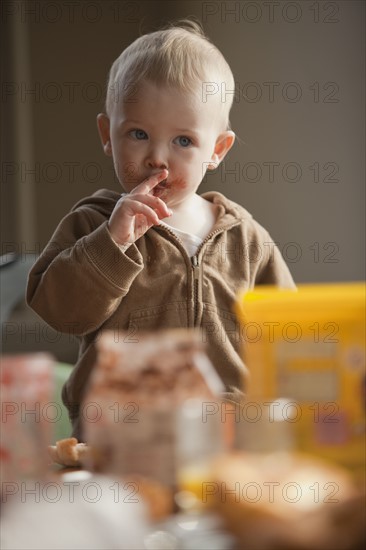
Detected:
left=255, top=230, right=296, bottom=289
left=26, top=207, right=144, bottom=335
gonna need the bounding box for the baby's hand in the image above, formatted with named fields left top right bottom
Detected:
left=108, top=170, right=172, bottom=245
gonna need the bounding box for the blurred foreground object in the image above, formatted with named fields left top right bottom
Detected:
left=210, top=451, right=365, bottom=550
left=175, top=397, right=225, bottom=513
left=0, top=353, right=54, bottom=483
left=1, top=473, right=149, bottom=550
left=235, top=283, right=366, bottom=478
left=82, top=329, right=224, bottom=487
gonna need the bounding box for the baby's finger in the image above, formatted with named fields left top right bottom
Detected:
left=131, top=169, right=168, bottom=195
left=123, top=197, right=160, bottom=225
left=130, top=193, right=172, bottom=218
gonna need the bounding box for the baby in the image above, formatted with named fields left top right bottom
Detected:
left=27, top=20, right=295, bottom=439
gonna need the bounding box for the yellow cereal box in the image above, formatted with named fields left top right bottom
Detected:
left=235, top=283, right=366, bottom=478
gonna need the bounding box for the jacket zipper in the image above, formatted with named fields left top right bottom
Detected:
left=191, top=254, right=200, bottom=326
left=155, top=221, right=241, bottom=327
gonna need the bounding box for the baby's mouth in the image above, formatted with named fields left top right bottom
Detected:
left=153, top=179, right=170, bottom=197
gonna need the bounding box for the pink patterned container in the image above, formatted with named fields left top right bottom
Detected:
left=1, top=353, right=54, bottom=483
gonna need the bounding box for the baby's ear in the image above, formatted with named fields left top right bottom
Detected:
left=213, top=131, right=235, bottom=165
left=96, top=113, right=112, bottom=156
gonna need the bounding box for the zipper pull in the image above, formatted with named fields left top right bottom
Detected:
left=192, top=255, right=199, bottom=269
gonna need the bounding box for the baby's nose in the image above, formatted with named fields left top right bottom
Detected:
left=145, top=145, right=168, bottom=170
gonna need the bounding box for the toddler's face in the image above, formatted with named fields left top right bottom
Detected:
left=97, top=80, right=234, bottom=208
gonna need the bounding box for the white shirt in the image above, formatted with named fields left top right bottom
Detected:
left=159, top=221, right=203, bottom=258
left=109, top=194, right=204, bottom=257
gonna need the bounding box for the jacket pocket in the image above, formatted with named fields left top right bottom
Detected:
left=128, top=302, right=188, bottom=339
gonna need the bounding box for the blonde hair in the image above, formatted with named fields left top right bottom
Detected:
left=105, top=19, right=235, bottom=130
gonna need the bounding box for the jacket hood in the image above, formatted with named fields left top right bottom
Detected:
left=71, top=189, right=122, bottom=217
left=201, top=191, right=253, bottom=223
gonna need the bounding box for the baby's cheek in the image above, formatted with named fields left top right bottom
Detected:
left=122, top=162, right=141, bottom=183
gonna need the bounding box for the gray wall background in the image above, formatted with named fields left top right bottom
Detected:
left=2, top=0, right=365, bottom=283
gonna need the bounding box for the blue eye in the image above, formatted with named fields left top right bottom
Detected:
left=175, top=136, right=192, bottom=147
left=130, top=129, right=147, bottom=140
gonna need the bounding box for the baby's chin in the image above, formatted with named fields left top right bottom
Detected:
left=120, top=182, right=138, bottom=194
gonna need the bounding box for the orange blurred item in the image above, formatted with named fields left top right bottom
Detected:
left=48, top=437, right=91, bottom=467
